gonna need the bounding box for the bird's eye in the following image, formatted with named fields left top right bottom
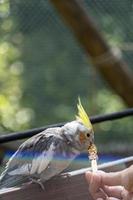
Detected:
left=86, top=133, right=90, bottom=138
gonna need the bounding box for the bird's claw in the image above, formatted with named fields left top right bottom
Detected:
left=29, top=178, right=45, bottom=191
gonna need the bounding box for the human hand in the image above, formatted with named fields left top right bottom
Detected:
left=85, top=169, right=133, bottom=200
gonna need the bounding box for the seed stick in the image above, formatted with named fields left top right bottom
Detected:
left=88, top=144, right=98, bottom=172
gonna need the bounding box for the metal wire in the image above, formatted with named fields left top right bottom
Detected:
left=0, top=108, right=133, bottom=144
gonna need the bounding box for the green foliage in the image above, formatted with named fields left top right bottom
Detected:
left=0, top=0, right=132, bottom=146
left=0, top=0, right=33, bottom=131
left=93, top=90, right=133, bottom=143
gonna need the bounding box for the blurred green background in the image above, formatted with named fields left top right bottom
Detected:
left=0, top=0, right=132, bottom=152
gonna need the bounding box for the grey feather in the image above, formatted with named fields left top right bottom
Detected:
left=0, top=121, right=93, bottom=189
left=0, top=174, right=28, bottom=189
left=0, top=127, right=79, bottom=189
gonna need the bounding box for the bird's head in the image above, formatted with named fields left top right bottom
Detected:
left=62, top=99, right=94, bottom=151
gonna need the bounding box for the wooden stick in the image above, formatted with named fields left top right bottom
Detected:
left=50, top=0, right=133, bottom=106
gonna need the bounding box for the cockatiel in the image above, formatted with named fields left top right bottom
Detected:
left=0, top=100, right=94, bottom=189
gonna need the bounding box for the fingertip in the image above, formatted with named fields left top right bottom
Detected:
left=85, top=171, right=92, bottom=183
left=96, top=170, right=106, bottom=175
left=85, top=171, right=98, bottom=180
left=85, top=170, right=103, bottom=180
left=85, top=170, right=95, bottom=177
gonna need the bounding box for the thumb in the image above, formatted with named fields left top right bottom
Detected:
left=121, top=165, right=133, bottom=192
left=86, top=167, right=133, bottom=193
left=85, top=170, right=122, bottom=186
left=99, top=171, right=122, bottom=186
left=101, top=166, right=133, bottom=192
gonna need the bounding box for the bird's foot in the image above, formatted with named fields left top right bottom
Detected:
left=29, top=178, right=45, bottom=191
left=59, top=173, right=70, bottom=180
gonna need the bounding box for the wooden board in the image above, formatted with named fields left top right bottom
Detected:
left=0, top=157, right=133, bottom=200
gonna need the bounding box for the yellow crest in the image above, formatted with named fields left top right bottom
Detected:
left=76, top=98, right=93, bottom=129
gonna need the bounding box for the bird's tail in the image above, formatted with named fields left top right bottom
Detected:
left=0, top=173, right=29, bottom=189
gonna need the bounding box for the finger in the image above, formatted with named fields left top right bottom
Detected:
left=121, top=188, right=133, bottom=200
left=97, top=198, right=103, bottom=200
left=105, top=196, right=132, bottom=200
left=103, top=185, right=125, bottom=198
left=86, top=171, right=101, bottom=193
left=85, top=171, right=92, bottom=184
left=103, top=185, right=133, bottom=200
left=106, top=198, right=120, bottom=200
left=93, top=190, right=109, bottom=199
left=97, top=197, right=119, bottom=200
left=86, top=170, right=122, bottom=187
left=85, top=171, right=107, bottom=199
left=121, top=165, right=133, bottom=192
left=97, top=171, right=122, bottom=187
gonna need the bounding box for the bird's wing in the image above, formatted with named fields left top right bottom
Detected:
left=4, top=128, right=63, bottom=176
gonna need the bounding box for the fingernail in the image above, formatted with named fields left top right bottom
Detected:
left=97, top=198, right=103, bottom=200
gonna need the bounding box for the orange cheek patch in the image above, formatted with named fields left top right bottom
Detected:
left=79, top=133, right=86, bottom=143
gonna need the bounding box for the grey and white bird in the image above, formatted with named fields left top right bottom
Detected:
left=0, top=100, right=94, bottom=189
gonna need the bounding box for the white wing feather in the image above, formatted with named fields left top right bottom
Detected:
left=31, top=143, right=55, bottom=174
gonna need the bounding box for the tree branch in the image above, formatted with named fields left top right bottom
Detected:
left=50, top=0, right=133, bottom=106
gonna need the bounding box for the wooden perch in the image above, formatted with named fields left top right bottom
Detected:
left=0, top=156, right=133, bottom=200
left=50, top=0, right=133, bottom=107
